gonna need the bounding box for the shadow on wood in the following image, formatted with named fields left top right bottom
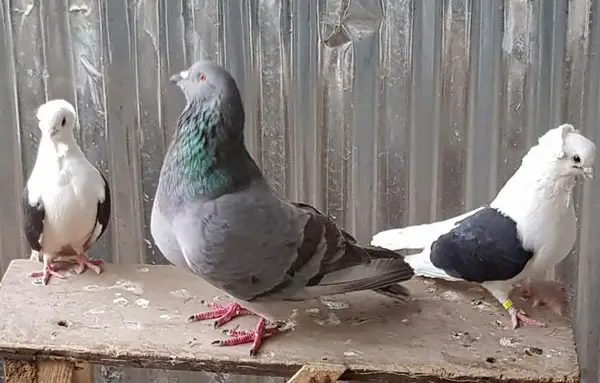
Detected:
left=0, top=260, right=579, bottom=382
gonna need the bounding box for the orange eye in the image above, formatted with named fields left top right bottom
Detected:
left=198, top=72, right=207, bottom=82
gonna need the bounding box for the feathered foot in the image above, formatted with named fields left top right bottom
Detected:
left=29, top=250, right=42, bottom=262
left=521, top=280, right=568, bottom=317
left=70, top=253, right=103, bottom=275
left=508, top=306, right=546, bottom=329
left=212, top=317, right=281, bottom=356
left=29, top=263, right=65, bottom=285
left=188, top=302, right=253, bottom=328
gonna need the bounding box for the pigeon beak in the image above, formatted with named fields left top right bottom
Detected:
left=49, top=128, right=58, bottom=137
left=169, top=70, right=190, bottom=84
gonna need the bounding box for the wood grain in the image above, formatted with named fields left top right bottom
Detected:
left=37, top=361, right=73, bottom=383
left=287, top=364, right=346, bottom=383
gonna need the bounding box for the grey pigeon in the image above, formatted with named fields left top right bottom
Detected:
left=23, top=99, right=111, bottom=285
left=371, top=124, right=595, bottom=329
left=150, top=60, right=414, bottom=356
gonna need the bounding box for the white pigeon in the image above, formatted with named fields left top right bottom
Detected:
left=371, top=123, right=595, bottom=329
left=22, top=99, right=111, bottom=285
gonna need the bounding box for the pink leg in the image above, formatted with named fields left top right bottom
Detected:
left=188, top=302, right=253, bottom=328
left=520, top=280, right=568, bottom=317
left=29, top=263, right=65, bottom=285
left=509, top=307, right=547, bottom=329
left=212, top=317, right=280, bottom=356
left=71, top=252, right=103, bottom=275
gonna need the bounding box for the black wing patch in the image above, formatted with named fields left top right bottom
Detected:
left=94, top=171, right=111, bottom=242
left=430, top=207, right=534, bottom=283
left=22, top=184, right=45, bottom=252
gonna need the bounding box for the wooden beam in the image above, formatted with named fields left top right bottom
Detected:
left=287, top=364, right=346, bottom=383
left=4, top=360, right=36, bottom=383
left=72, top=361, right=93, bottom=383
left=37, top=361, right=73, bottom=382
left=0, top=260, right=581, bottom=382
left=3, top=359, right=93, bottom=383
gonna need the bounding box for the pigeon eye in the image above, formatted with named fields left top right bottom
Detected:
left=573, top=155, right=581, bottom=164
left=197, top=72, right=207, bottom=83
left=61, top=117, right=66, bottom=127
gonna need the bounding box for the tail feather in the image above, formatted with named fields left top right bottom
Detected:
left=304, top=265, right=415, bottom=298
left=370, top=207, right=484, bottom=250
left=299, top=246, right=415, bottom=300
left=404, top=251, right=461, bottom=282
left=372, top=284, right=412, bottom=301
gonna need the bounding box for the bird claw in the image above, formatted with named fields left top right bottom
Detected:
left=29, top=264, right=65, bottom=285
left=509, top=308, right=546, bottom=329
left=520, top=280, right=568, bottom=317
left=211, top=317, right=279, bottom=356
left=71, top=255, right=103, bottom=275
left=187, top=302, right=253, bottom=327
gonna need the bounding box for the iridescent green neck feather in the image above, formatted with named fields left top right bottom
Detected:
left=160, top=100, right=262, bottom=199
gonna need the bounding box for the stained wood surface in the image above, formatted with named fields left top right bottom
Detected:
left=3, top=360, right=89, bottom=383
left=36, top=361, right=73, bottom=382
left=0, top=260, right=579, bottom=382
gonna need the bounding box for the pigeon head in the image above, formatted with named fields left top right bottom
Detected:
left=161, top=60, right=261, bottom=198
left=170, top=60, right=244, bottom=116
left=526, top=123, right=596, bottom=181
left=36, top=99, right=77, bottom=140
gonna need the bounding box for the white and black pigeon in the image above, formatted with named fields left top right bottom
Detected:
left=150, top=60, right=414, bottom=356
left=371, top=123, right=595, bottom=329
left=22, top=99, right=111, bottom=285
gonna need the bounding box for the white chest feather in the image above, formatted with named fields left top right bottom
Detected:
left=28, top=143, right=104, bottom=252
left=492, top=175, right=578, bottom=276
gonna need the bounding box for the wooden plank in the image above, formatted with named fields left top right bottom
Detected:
left=3, top=360, right=85, bottom=383
left=0, top=260, right=580, bottom=382
left=71, top=361, right=93, bottom=383
left=4, top=360, right=36, bottom=383
left=287, top=364, right=346, bottom=383
left=37, top=361, right=73, bottom=382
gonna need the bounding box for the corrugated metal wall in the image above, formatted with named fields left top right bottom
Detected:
left=0, top=0, right=599, bottom=382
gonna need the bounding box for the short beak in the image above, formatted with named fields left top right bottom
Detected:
left=583, top=166, right=594, bottom=179
left=169, top=73, right=181, bottom=83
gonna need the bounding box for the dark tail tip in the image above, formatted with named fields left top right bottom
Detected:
left=373, top=284, right=412, bottom=301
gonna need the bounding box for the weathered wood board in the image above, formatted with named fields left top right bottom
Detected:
left=0, top=260, right=579, bottom=382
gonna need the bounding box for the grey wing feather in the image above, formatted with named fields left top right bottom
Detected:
left=253, top=202, right=414, bottom=301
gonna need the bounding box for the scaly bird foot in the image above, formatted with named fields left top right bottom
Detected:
left=212, top=317, right=281, bottom=356
left=188, top=302, right=254, bottom=328
left=509, top=307, right=546, bottom=329
left=70, top=253, right=103, bottom=275
left=29, top=264, right=65, bottom=285
left=521, top=280, right=568, bottom=317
